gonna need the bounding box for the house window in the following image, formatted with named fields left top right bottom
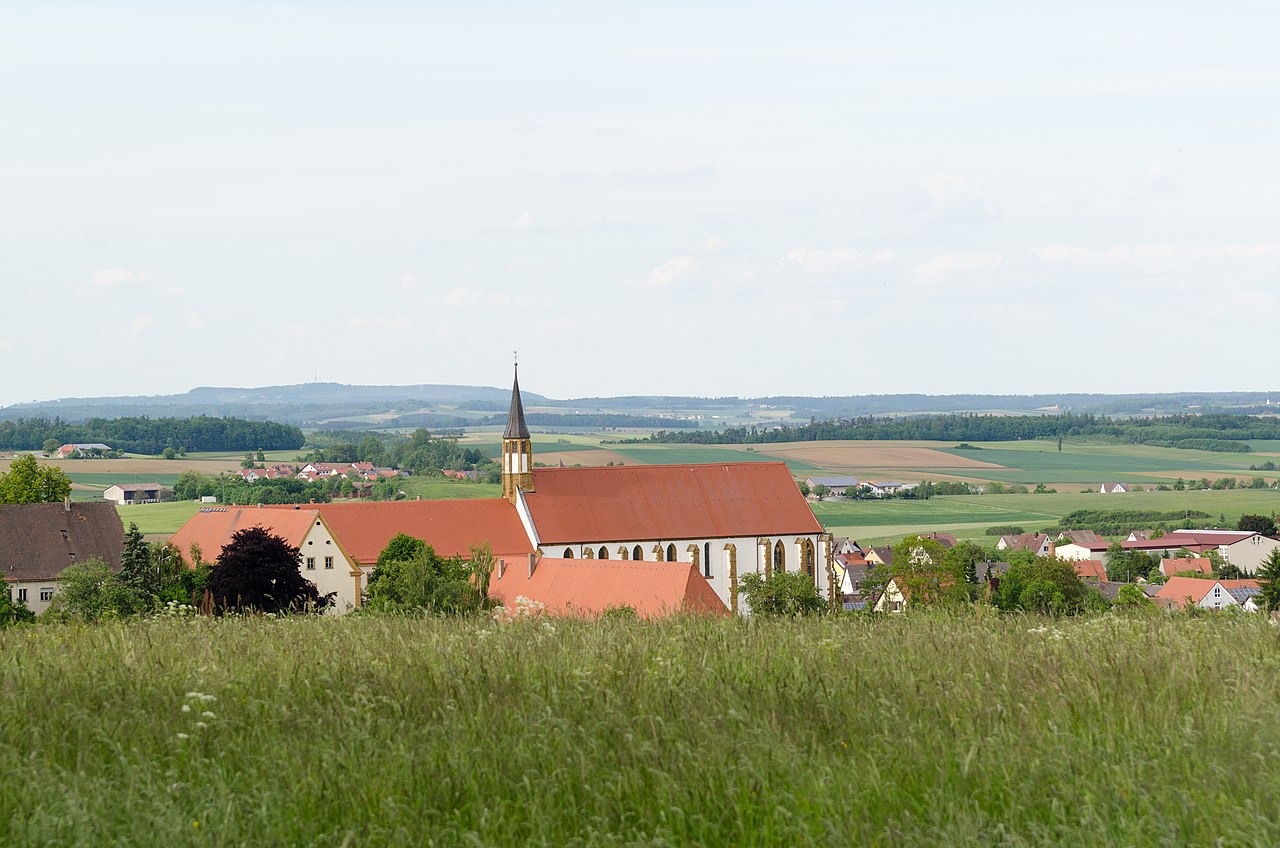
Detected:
left=802, top=539, right=816, bottom=582
left=563, top=548, right=574, bottom=559
left=666, top=543, right=677, bottom=562
left=1214, top=587, right=1221, bottom=597
left=633, top=545, right=643, bottom=561
left=17, top=588, right=27, bottom=603
left=60, top=530, right=69, bottom=541
left=306, top=557, right=316, bottom=570
left=324, top=556, right=334, bottom=570
left=40, top=588, right=54, bottom=602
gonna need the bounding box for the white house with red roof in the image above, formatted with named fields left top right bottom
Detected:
left=1124, top=530, right=1280, bottom=576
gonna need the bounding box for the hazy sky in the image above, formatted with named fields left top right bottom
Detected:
left=2, top=1, right=1277, bottom=405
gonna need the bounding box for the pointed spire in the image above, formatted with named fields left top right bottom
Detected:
left=503, top=364, right=530, bottom=439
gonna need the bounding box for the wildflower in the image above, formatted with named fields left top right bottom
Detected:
left=201, top=711, right=216, bottom=719
left=195, top=722, right=208, bottom=729
left=185, top=691, right=201, bottom=699
left=176, top=733, right=190, bottom=740
left=181, top=704, right=191, bottom=713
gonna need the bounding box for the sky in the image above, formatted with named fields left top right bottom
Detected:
left=2, top=0, right=1278, bottom=405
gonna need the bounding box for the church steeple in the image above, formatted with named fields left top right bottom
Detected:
left=501, top=363, right=534, bottom=502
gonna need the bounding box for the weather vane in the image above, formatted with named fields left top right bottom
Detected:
left=514, top=349, right=518, bottom=367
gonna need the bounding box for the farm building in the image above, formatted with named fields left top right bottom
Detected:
left=804, top=476, right=860, bottom=496
left=1100, top=482, right=1129, bottom=494
left=0, top=501, right=124, bottom=615
left=103, top=483, right=163, bottom=505
left=56, top=443, right=112, bottom=458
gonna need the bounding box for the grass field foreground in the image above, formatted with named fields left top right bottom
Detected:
left=4, top=613, right=1280, bottom=845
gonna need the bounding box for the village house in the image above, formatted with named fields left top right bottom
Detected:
left=1159, top=557, right=1214, bottom=578
left=1123, top=530, right=1280, bottom=576
left=1100, top=482, right=1129, bottom=494
left=0, top=501, right=125, bottom=615
left=103, top=482, right=164, bottom=505
left=1154, top=576, right=1262, bottom=611
left=171, top=506, right=363, bottom=613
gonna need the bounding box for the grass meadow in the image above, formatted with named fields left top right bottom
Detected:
left=4, top=612, right=1280, bottom=846
left=114, top=502, right=202, bottom=535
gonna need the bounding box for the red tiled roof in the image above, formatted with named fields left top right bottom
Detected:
left=488, top=557, right=727, bottom=618
left=1072, top=559, right=1108, bottom=581
left=524, top=462, right=821, bottom=544
left=1164, top=530, right=1258, bottom=546
left=261, top=499, right=532, bottom=564
left=1121, top=538, right=1216, bottom=553
left=170, top=507, right=319, bottom=565
left=1155, top=577, right=1260, bottom=608
left=1160, top=557, right=1213, bottom=576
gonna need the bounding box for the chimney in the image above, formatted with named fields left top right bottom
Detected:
left=64, top=496, right=71, bottom=511
left=257, top=503, right=264, bottom=509
left=1048, top=540, right=1057, bottom=558
left=528, top=553, right=537, bottom=578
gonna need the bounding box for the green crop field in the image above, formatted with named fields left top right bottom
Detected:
left=114, top=502, right=202, bottom=535
left=67, top=472, right=184, bottom=489
left=936, top=443, right=1250, bottom=484
left=814, top=488, right=1280, bottom=546
left=397, top=477, right=502, bottom=500
left=4, top=613, right=1280, bottom=846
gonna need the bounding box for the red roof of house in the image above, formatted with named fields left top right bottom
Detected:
left=1160, top=557, right=1213, bottom=576
left=1121, top=538, right=1216, bottom=553
left=170, top=507, right=320, bottom=564
left=488, top=556, right=728, bottom=618
left=262, top=499, right=532, bottom=564
left=1073, top=559, right=1108, bottom=581
left=523, top=462, right=821, bottom=544
left=1155, top=577, right=1260, bottom=608
left=1163, top=530, right=1258, bottom=546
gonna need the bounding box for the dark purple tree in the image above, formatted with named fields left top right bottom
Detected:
left=208, top=527, right=331, bottom=614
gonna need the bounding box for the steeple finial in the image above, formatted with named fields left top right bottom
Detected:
left=503, top=361, right=530, bottom=440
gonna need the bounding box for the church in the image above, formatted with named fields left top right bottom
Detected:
left=173, top=368, right=835, bottom=615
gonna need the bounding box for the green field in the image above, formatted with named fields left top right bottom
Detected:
left=397, top=477, right=502, bottom=500
left=611, top=445, right=823, bottom=472
left=814, top=488, right=1280, bottom=546
left=114, top=502, right=202, bottom=535
left=937, top=443, right=1250, bottom=484
left=4, top=613, right=1280, bottom=845
left=67, top=472, right=184, bottom=490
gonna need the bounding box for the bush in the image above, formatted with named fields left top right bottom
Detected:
left=737, top=571, right=825, bottom=617
left=986, top=526, right=1025, bottom=536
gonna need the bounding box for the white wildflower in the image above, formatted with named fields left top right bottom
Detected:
left=195, top=722, right=208, bottom=729
left=181, top=704, right=191, bottom=713
left=201, top=711, right=216, bottom=719
left=176, top=733, right=189, bottom=740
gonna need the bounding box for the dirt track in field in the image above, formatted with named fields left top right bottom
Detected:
left=0, top=456, right=244, bottom=475
left=756, top=442, right=1006, bottom=471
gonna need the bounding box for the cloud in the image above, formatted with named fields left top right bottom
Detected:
left=1134, top=163, right=1179, bottom=193
left=787, top=248, right=894, bottom=275
left=186, top=313, right=204, bottom=330
left=1033, top=242, right=1280, bottom=278
left=129, top=315, right=155, bottom=334
left=614, top=160, right=715, bottom=181
left=90, top=268, right=153, bottom=287
left=349, top=315, right=411, bottom=331
left=513, top=211, right=535, bottom=231
left=164, top=286, right=185, bottom=297
left=919, top=174, right=998, bottom=222
left=701, top=237, right=727, bottom=252
left=913, top=251, right=1003, bottom=283
left=400, top=272, right=419, bottom=292
left=0, top=337, right=11, bottom=351
left=643, top=256, right=699, bottom=288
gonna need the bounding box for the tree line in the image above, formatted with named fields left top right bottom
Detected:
left=620, top=412, right=1280, bottom=451
left=0, top=416, right=305, bottom=454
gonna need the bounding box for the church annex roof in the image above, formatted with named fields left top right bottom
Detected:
left=489, top=557, right=728, bottom=618
left=503, top=367, right=530, bottom=440
left=523, top=461, right=822, bottom=544
left=262, top=499, right=534, bottom=564
left=171, top=507, right=320, bottom=564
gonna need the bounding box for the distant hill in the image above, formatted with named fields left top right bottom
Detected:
left=2, top=384, right=1277, bottom=429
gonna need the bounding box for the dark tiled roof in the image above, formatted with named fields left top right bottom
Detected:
left=503, top=368, right=531, bottom=439
left=0, top=502, right=124, bottom=581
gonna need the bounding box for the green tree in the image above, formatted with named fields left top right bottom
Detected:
left=1113, top=584, right=1152, bottom=612
left=995, top=556, right=1088, bottom=614
left=1238, top=514, right=1278, bottom=537
left=886, top=535, right=967, bottom=606
left=207, top=527, right=331, bottom=614
left=946, top=541, right=990, bottom=591
left=46, top=559, right=148, bottom=621
left=162, top=447, right=176, bottom=460
left=41, top=438, right=59, bottom=455
left=366, top=540, right=484, bottom=615
left=811, top=483, right=829, bottom=499
left=1259, top=548, right=1280, bottom=612
left=119, top=522, right=151, bottom=589
left=0, top=587, right=35, bottom=626
left=737, top=570, right=824, bottom=617
left=0, top=454, right=72, bottom=504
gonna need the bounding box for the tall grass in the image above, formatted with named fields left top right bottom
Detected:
left=4, top=612, right=1280, bottom=845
